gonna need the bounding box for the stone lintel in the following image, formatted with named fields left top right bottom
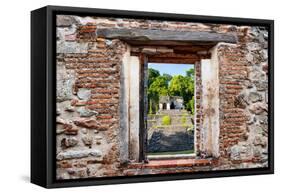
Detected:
left=96, top=28, right=238, bottom=45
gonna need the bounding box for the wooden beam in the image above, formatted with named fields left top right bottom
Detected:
left=96, top=28, right=238, bottom=44
left=139, top=54, right=148, bottom=163
left=125, top=40, right=217, bottom=46
left=172, top=45, right=214, bottom=52
left=148, top=57, right=198, bottom=64
left=131, top=45, right=213, bottom=54
left=149, top=53, right=200, bottom=59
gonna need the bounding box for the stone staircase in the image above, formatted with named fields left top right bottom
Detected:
left=147, top=109, right=194, bottom=153
left=147, top=128, right=194, bottom=152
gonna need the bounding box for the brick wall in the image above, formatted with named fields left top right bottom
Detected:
left=56, top=15, right=268, bottom=179
left=217, top=27, right=268, bottom=169
left=195, top=61, right=202, bottom=156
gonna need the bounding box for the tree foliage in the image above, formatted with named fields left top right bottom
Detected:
left=148, top=68, right=160, bottom=87
left=186, top=68, right=194, bottom=79
left=147, top=66, right=194, bottom=114
left=168, top=75, right=188, bottom=97
left=148, top=76, right=169, bottom=101
left=186, top=96, right=195, bottom=114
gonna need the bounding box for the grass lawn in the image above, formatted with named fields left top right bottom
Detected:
left=147, top=149, right=194, bottom=155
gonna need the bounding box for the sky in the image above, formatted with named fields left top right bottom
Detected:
left=148, top=63, right=194, bottom=76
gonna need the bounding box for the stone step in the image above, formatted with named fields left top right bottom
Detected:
left=123, top=158, right=217, bottom=176
left=127, top=159, right=213, bottom=169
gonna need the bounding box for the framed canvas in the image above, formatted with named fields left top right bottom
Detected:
left=31, top=5, right=274, bottom=188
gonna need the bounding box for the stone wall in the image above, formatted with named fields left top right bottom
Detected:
left=217, top=27, right=268, bottom=169
left=56, top=15, right=268, bottom=179
left=56, top=17, right=127, bottom=179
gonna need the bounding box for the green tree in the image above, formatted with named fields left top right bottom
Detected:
left=168, top=68, right=195, bottom=113
left=186, top=68, right=195, bottom=80
left=185, top=68, right=195, bottom=113
left=186, top=96, right=195, bottom=114
left=148, top=76, right=169, bottom=102
left=162, top=73, right=172, bottom=82
left=148, top=68, right=161, bottom=114
left=148, top=74, right=171, bottom=114
left=168, top=75, right=189, bottom=97
left=148, top=68, right=160, bottom=87
left=147, top=67, right=195, bottom=114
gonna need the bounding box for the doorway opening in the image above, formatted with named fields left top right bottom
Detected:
left=146, top=63, right=195, bottom=158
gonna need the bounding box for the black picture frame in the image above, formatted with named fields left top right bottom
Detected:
left=31, top=5, right=274, bottom=188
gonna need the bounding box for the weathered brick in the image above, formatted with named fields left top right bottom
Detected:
left=56, top=16, right=268, bottom=179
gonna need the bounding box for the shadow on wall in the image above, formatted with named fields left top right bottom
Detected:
left=147, top=131, right=194, bottom=153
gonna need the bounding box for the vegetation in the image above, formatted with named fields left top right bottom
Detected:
left=149, top=100, right=153, bottom=114
left=162, top=115, right=171, bottom=125
left=152, top=124, right=189, bottom=129
left=148, top=67, right=194, bottom=114
left=180, top=115, right=187, bottom=124
left=186, top=96, right=195, bottom=114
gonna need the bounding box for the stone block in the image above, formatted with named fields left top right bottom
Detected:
left=249, top=102, right=268, bottom=115
left=74, top=119, right=108, bottom=130
left=77, top=88, right=92, bottom=100
left=57, top=150, right=102, bottom=160
left=77, top=107, right=98, bottom=117
left=57, top=41, right=88, bottom=54
left=230, top=143, right=253, bottom=161
left=248, top=92, right=263, bottom=103
left=253, top=135, right=267, bottom=147
left=82, top=135, right=93, bottom=147
left=57, top=15, right=77, bottom=27
left=61, top=137, right=78, bottom=148
left=254, top=81, right=268, bottom=91
left=57, top=64, right=76, bottom=102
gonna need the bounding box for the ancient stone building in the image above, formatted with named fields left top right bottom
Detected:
left=56, top=14, right=268, bottom=179
left=159, top=96, right=184, bottom=110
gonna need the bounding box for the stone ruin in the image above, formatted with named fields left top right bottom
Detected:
left=56, top=14, right=269, bottom=179
left=159, top=96, right=184, bottom=110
